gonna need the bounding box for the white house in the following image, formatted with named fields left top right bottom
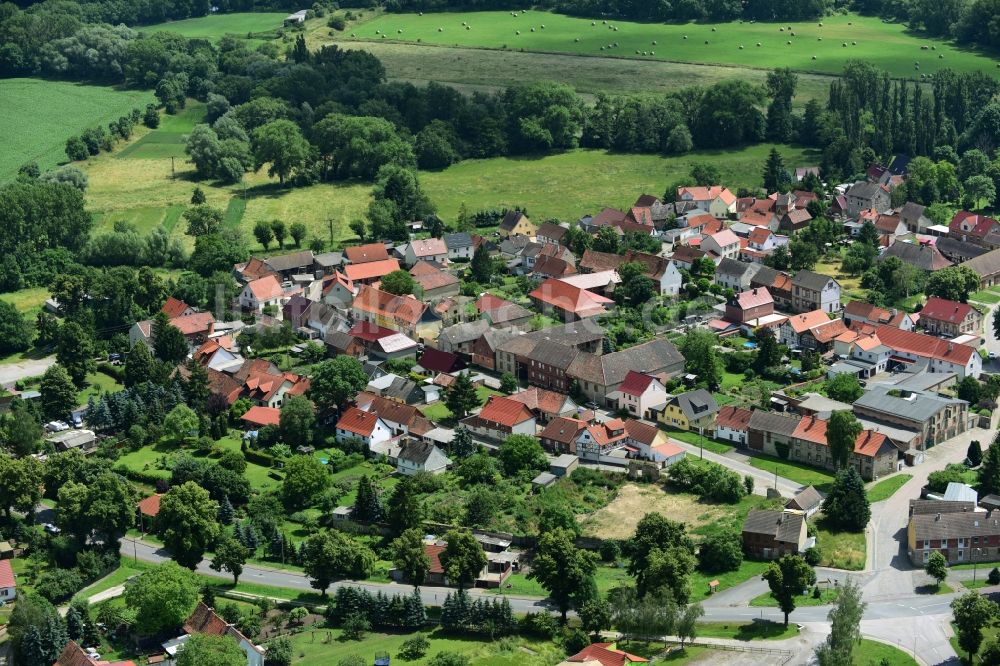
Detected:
left=335, top=407, right=393, bottom=449
left=239, top=275, right=285, bottom=314
left=616, top=370, right=668, bottom=419
left=460, top=396, right=536, bottom=441
left=655, top=260, right=684, bottom=297
left=676, top=186, right=737, bottom=218
left=747, top=228, right=788, bottom=253
left=444, top=232, right=474, bottom=260
left=701, top=229, right=741, bottom=260
left=715, top=405, right=751, bottom=447
left=404, top=238, right=448, bottom=267
left=168, top=602, right=265, bottom=666
left=0, top=559, right=15, bottom=602
left=396, top=441, right=452, bottom=475
left=322, top=271, right=356, bottom=308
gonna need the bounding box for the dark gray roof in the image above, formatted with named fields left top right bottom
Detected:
left=792, top=269, right=835, bottom=291
left=397, top=440, right=450, bottom=467
left=444, top=232, right=473, bottom=250
left=525, top=339, right=579, bottom=370
left=910, top=511, right=1000, bottom=541
left=750, top=265, right=789, bottom=290
left=909, top=499, right=976, bottom=515
left=500, top=210, right=528, bottom=232
left=854, top=386, right=965, bottom=423
left=499, top=235, right=531, bottom=256
left=672, top=389, right=719, bottom=421
left=324, top=329, right=353, bottom=351
left=898, top=202, right=926, bottom=221
left=439, top=320, right=490, bottom=346
left=716, top=258, right=761, bottom=279
left=537, top=222, right=568, bottom=240
left=568, top=338, right=684, bottom=387
left=486, top=302, right=532, bottom=325
left=748, top=410, right=801, bottom=437
left=314, top=251, right=344, bottom=267
left=743, top=510, right=805, bottom=543
left=935, top=237, right=988, bottom=262
left=881, top=241, right=952, bottom=271
left=847, top=181, right=885, bottom=200
left=265, top=250, right=314, bottom=272
left=960, top=247, right=1000, bottom=279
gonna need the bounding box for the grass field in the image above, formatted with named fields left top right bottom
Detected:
left=750, top=586, right=839, bottom=607
left=341, top=11, right=999, bottom=79
left=117, top=104, right=206, bottom=160
left=141, top=12, right=288, bottom=40
left=854, top=639, right=918, bottom=666
left=696, top=621, right=798, bottom=641
left=814, top=515, right=866, bottom=571
left=867, top=474, right=913, bottom=502
left=745, top=454, right=836, bottom=492
left=0, top=79, right=154, bottom=182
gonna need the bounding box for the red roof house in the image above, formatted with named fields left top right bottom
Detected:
left=345, top=242, right=390, bottom=264
left=563, top=642, right=649, bottom=666
left=240, top=405, right=281, bottom=428
left=137, top=494, right=162, bottom=519
left=529, top=278, right=613, bottom=321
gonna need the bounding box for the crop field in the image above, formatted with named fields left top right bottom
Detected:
left=141, top=12, right=288, bottom=40
left=0, top=78, right=154, bottom=182
left=342, top=11, right=998, bottom=79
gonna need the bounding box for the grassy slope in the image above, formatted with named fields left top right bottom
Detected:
left=0, top=79, right=153, bottom=181
left=341, top=11, right=999, bottom=79
left=140, top=12, right=288, bottom=39
left=855, top=639, right=919, bottom=666
left=867, top=473, right=913, bottom=502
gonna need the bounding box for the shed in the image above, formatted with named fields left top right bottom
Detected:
left=550, top=454, right=579, bottom=477
left=332, top=506, right=353, bottom=521
left=532, top=472, right=558, bottom=489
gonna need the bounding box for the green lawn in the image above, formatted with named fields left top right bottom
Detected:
left=346, top=11, right=999, bottom=79
left=0, top=78, right=154, bottom=182
left=93, top=204, right=187, bottom=235
left=77, top=371, right=124, bottom=406
left=854, top=639, right=918, bottom=666
left=696, top=620, right=798, bottom=641
left=750, top=586, right=839, bottom=607
left=690, top=559, right=771, bottom=601
left=867, top=474, right=913, bottom=503
left=141, top=12, right=288, bottom=40
left=420, top=386, right=501, bottom=422
left=970, top=290, right=1000, bottom=304
left=664, top=427, right=734, bottom=455
left=814, top=515, right=866, bottom=571
left=116, top=104, right=207, bottom=161
left=746, top=454, right=836, bottom=492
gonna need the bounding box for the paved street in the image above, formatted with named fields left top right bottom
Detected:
left=0, top=354, right=54, bottom=387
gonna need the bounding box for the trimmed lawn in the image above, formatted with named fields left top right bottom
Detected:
left=420, top=387, right=500, bottom=422
left=690, top=559, right=771, bottom=601
left=814, top=515, right=866, bottom=571
left=696, top=620, right=798, bottom=641
left=750, top=586, right=839, bottom=607
left=746, top=454, right=835, bottom=492
left=950, top=622, right=1000, bottom=664
left=487, top=572, right=547, bottom=597
left=0, top=286, right=50, bottom=317
left=970, top=290, right=1000, bottom=305
left=117, top=103, right=206, bottom=161
left=665, top=427, right=734, bottom=455
left=867, top=474, right=913, bottom=503
left=140, top=12, right=287, bottom=41
left=77, top=371, right=123, bottom=406
left=853, top=639, right=918, bottom=666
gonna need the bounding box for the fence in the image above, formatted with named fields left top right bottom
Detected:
left=689, top=640, right=794, bottom=664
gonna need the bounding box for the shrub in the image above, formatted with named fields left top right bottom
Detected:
left=341, top=612, right=370, bottom=640
left=519, top=612, right=558, bottom=638
left=398, top=635, right=430, bottom=660
left=564, top=628, right=591, bottom=655
left=666, top=457, right=745, bottom=503
left=599, top=540, right=622, bottom=562
left=328, top=16, right=346, bottom=29
left=803, top=547, right=822, bottom=566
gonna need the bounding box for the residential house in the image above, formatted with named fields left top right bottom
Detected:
left=567, top=338, right=685, bottom=405
left=238, top=275, right=285, bottom=314
left=335, top=407, right=393, bottom=450
left=522, top=339, right=581, bottom=393
left=443, top=232, right=474, bottom=260
left=192, top=338, right=241, bottom=374
left=461, top=395, right=536, bottom=440
left=880, top=241, right=952, bottom=272
left=366, top=372, right=426, bottom=405
left=165, top=602, right=265, bottom=666
left=936, top=236, right=989, bottom=265
left=471, top=328, right=520, bottom=371
left=738, top=197, right=780, bottom=230
left=559, top=271, right=621, bottom=296
left=417, top=348, right=464, bottom=374
left=576, top=418, right=630, bottom=463
left=715, top=405, right=752, bottom=447
left=701, top=229, right=741, bottom=260
left=676, top=185, right=737, bottom=218
left=780, top=310, right=845, bottom=351
left=529, top=278, right=613, bottom=321
left=438, top=320, right=491, bottom=356
left=507, top=387, right=580, bottom=424
left=785, top=486, right=823, bottom=518
left=559, top=642, right=649, bottom=666
left=343, top=258, right=401, bottom=285
left=47, top=429, right=97, bottom=453
left=791, top=270, right=841, bottom=313
left=410, top=261, right=460, bottom=300
left=493, top=322, right=603, bottom=381
left=240, top=405, right=280, bottom=429
left=899, top=202, right=933, bottom=233
left=263, top=250, right=314, bottom=282
left=313, top=251, right=344, bottom=275
left=344, top=243, right=390, bottom=264
left=0, top=558, right=14, bottom=601
left=234, top=256, right=277, bottom=284
left=843, top=301, right=915, bottom=331
left=55, top=642, right=135, bottom=666
left=750, top=265, right=794, bottom=310
left=845, top=181, right=891, bottom=217
left=231, top=359, right=309, bottom=408
left=499, top=211, right=537, bottom=238
left=129, top=312, right=216, bottom=349
left=872, top=324, right=981, bottom=378
left=396, top=441, right=451, bottom=475
left=747, top=410, right=801, bottom=457
left=352, top=284, right=443, bottom=342
left=161, top=296, right=195, bottom=318
left=540, top=416, right=589, bottom=455
left=919, top=297, right=983, bottom=337
left=853, top=385, right=969, bottom=450
left=715, top=258, right=763, bottom=293
left=873, top=212, right=908, bottom=239
left=621, top=251, right=682, bottom=296
left=356, top=393, right=433, bottom=437
left=747, top=227, right=787, bottom=254
left=532, top=254, right=577, bottom=280
left=907, top=506, right=1000, bottom=565
left=959, top=247, right=1000, bottom=289
left=779, top=208, right=813, bottom=233
left=656, top=389, right=719, bottom=434
left=724, top=288, right=774, bottom=325
left=404, top=238, right=449, bottom=267
left=742, top=510, right=808, bottom=559
left=536, top=222, right=569, bottom=246
left=670, top=245, right=707, bottom=270
left=790, top=415, right=901, bottom=481
left=476, top=294, right=534, bottom=329
left=321, top=271, right=356, bottom=308
left=616, top=371, right=668, bottom=420
left=949, top=211, right=1000, bottom=247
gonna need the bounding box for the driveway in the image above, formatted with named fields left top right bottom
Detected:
left=0, top=355, right=55, bottom=387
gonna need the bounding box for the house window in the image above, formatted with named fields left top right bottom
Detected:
left=923, top=551, right=929, bottom=562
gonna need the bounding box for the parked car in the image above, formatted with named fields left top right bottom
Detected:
left=45, top=421, right=70, bottom=432
left=43, top=523, right=61, bottom=534
left=989, top=351, right=997, bottom=360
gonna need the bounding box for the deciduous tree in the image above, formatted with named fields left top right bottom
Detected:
left=814, top=578, right=865, bottom=665
left=307, top=357, right=368, bottom=410
left=951, top=590, right=1000, bottom=661
left=392, top=528, right=431, bottom=589
left=301, top=530, right=376, bottom=596
left=211, top=535, right=249, bottom=585
left=763, top=555, right=816, bottom=627
left=40, top=364, right=77, bottom=420
left=177, top=633, right=245, bottom=666
left=827, top=410, right=862, bottom=469
left=439, top=529, right=487, bottom=589
left=281, top=455, right=330, bottom=510
left=155, top=481, right=220, bottom=569
left=497, top=434, right=547, bottom=477
left=529, top=528, right=598, bottom=622
left=124, top=561, right=199, bottom=635
left=925, top=550, right=948, bottom=587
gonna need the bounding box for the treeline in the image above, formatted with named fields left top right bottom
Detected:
left=859, top=0, right=1000, bottom=50
left=389, top=0, right=826, bottom=23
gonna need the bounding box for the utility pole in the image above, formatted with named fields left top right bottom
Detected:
left=328, top=216, right=334, bottom=246
left=774, top=466, right=778, bottom=490
left=170, top=156, right=175, bottom=179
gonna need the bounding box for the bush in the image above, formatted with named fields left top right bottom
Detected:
left=519, top=612, right=558, bottom=638
left=803, top=547, right=822, bottom=566
left=989, top=568, right=1000, bottom=586
left=599, top=540, right=622, bottom=562
left=564, top=628, right=590, bottom=655
left=328, top=15, right=346, bottom=29
left=35, top=568, right=85, bottom=603
left=398, top=635, right=430, bottom=660
left=698, top=532, right=743, bottom=573
left=666, top=457, right=745, bottom=503
left=341, top=612, right=371, bottom=640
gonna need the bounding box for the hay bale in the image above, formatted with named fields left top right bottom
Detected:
left=643, top=50, right=648, bottom=55
left=787, top=40, right=792, bottom=44
left=790, top=31, right=795, bottom=36
left=652, top=40, right=657, bottom=45
left=541, top=24, right=545, bottom=28
left=852, top=41, right=857, bottom=45
left=819, top=21, right=823, bottom=26
left=812, top=55, right=816, bottom=59
left=602, top=19, right=607, bottom=23
left=592, top=21, right=596, bottom=25
left=818, top=37, right=822, bottom=41
left=465, top=25, right=470, bottom=30
left=684, top=35, right=688, bottom=39
left=842, top=42, right=846, bottom=46
left=779, top=27, right=784, bottom=31
left=931, top=45, right=936, bottom=50
left=530, top=27, right=534, bottom=32
left=516, top=30, right=520, bottom=34
left=939, top=54, right=944, bottom=58
left=757, top=42, right=761, bottom=46
left=920, top=45, right=928, bottom=50
left=651, top=51, right=655, bottom=54
left=600, top=45, right=605, bottom=50
left=437, top=27, right=442, bottom=32
left=614, top=26, right=618, bottom=30
left=705, top=40, right=709, bottom=44
left=739, top=45, right=744, bottom=49
left=712, top=26, right=717, bottom=31
left=397, top=28, right=402, bottom=33
left=574, top=37, right=579, bottom=42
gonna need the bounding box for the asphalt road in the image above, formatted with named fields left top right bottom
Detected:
left=0, top=355, right=55, bottom=387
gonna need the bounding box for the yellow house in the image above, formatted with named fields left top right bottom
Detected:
left=499, top=211, right=537, bottom=238
left=656, top=389, right=720, bottom=432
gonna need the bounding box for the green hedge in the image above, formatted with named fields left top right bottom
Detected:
left=96, top=362, right=124, bottom=382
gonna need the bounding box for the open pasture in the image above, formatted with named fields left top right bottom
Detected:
left=141, top=12, right=288, bottom=40
left=0, top=78, right=153, bottom=182
left=344, top=11, right=998, bottom=79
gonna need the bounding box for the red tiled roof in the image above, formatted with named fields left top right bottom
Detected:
left=410, top=238, right=447, bottom=257
left=566, top=642, right=649, bottom=666
left=716, top=405, right=752, bottom=430
left=137, top=494, right=162, bottom=518
left=920, top=296, right=974, bottom=324
left=854, top=430, right=889, bottom=457
left=735, top=288, right=773, bottom=310
left=56, top=641, right=137, bottom=666
left=425, top=543, right=446, bottom=574
left=349, top=321, right=396, bottom=342
left=950, top=211, right=999, bottom=239
left=170, top=312, right=215, bottom=336
left=161, top=296, right=192, bottom=318
left=529, top=278, right=612, bottom=318
left=246, top=275, right=283, bottom=302
left=874, top=324, right=977, bottom=365
left=184, top=602, right=230, bottom=636
left=748, top=227, right=773, bottom=244
left=477, top=395, right=534, bottom=427
left=352, top=284, right=429, bottom=327
left=419, top=348, right=462, bottom=374
left=620, top=370, right=656, bottom=397
left=677, top=186, right=736, bottom=206
left=539, top=416, right=588, bottom=444
left=336, top=407, right=381, bottom=436
left=707, top=229, right=739, bottom=248
left=345, top=243, right=390, bottom=264
left=786, top=310, right=831, bottom=334
left=671, top=246, right=706, bottom=264
left=344, top=258, right=401, bottom=282
left=240, top=405, right=281, bottom=427
left=0, top=558, right=14, bottom=589
left=623, top=418, right=659, bottom=446
left=685, top=212, right=718, bottom=230
left=533, top=254, right=576, bottom=278
left=507, top=387, right=570, bottom=416
left=476, top=294, right=513, bottom=312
